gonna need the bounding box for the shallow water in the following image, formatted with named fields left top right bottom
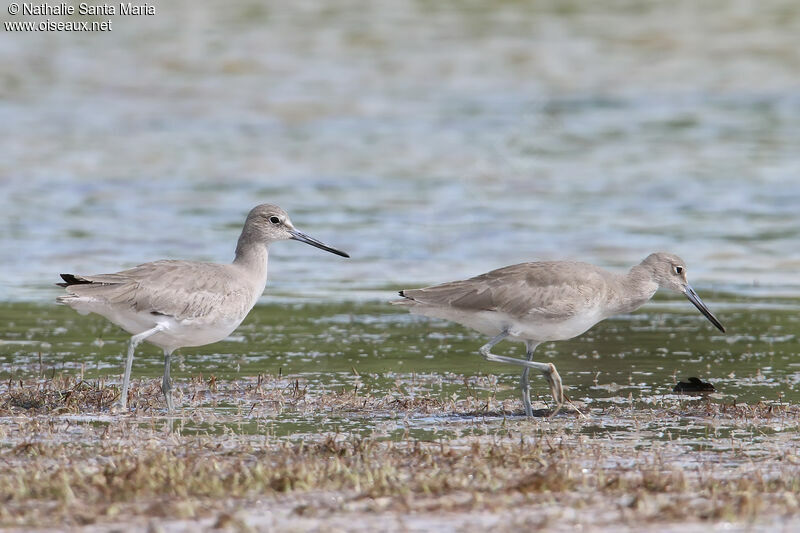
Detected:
left=1, top=1, right=800, bottom=301
left=2, top=297, right=798, bottom=440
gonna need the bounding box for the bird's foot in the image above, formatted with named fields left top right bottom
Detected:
left=542, top=363, right=564, bottom=401
left=110, top=400, right=129, bottom=414
left=540, top=364, right=587, bottom=419
left=162, top=389, right=175, bottom=413
left=541, top=363, right=563, bottom=417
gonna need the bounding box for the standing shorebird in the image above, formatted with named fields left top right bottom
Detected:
left=57, top=204, right=349, bottom=411
left=394, top=253, right=725, bottom=417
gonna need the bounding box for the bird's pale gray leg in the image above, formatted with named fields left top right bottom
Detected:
left=479, top=334, right=564, bottom=415
left=520, top=365, right=531, bottom=416
left=521, top=341, right=541, bottom=417
left=162, top=349, right=175, bottom=412
left=119, top=324, right=166, bottom=410
left=479, top=331, right=510, bottom=355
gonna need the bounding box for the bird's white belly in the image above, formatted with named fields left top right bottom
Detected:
left=507, top=310, right=605, bottom=342
left=92, top=305, right=245, bottom=351
left=409, top=305, right=606, bottom=343
left=150, top=316, right=244, bottom=349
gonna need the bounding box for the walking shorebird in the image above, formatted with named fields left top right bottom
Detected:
left=57, top=204, right=349, bottom=411
left=394, top=252, right=725, bottom=416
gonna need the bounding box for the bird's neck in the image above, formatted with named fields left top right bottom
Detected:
left=233, top=233, right=269, bottom=285
left=611, top=263, right=660, bottom=315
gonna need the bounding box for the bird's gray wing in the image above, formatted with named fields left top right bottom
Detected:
left=399, top=262, right=609, bottom=321
left=59, top=260, right=254, bottom=320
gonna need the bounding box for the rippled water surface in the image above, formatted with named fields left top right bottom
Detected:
left=1, top=1, right=799, bottom=302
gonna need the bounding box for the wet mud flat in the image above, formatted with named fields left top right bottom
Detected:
left=2, top=374, right=800, bottom=532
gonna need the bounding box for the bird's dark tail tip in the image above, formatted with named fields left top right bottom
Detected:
left=57, top=274, right=90, bottom=288
left=397, top=290, right=417, bottom=302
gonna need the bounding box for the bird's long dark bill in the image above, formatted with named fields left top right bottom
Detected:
left=684, top=285, right=725, bottom=333
left=289, top=229, right=350, bottom=258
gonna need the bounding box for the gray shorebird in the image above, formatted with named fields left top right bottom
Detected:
left=394, top=252, right=725, bottom=416
left=57, top=204, right=349, bottom=411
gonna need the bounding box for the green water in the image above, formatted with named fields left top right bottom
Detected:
left=2, top=296, right=798, bottom=441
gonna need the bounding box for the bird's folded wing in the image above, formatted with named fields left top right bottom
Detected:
left=400, top=262, right=608, bottom=320
left=59, top=261, right=252, bottom=320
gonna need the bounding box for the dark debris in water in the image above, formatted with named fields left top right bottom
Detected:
left=673, top=377, right=716, bottom=395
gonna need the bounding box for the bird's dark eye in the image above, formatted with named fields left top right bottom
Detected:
left=674, top=266, right=684, bottom=275
left=269, top=216, right=281, bottom=224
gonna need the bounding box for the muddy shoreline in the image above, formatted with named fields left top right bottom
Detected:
left=2, top=375, right=799, bottom=531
